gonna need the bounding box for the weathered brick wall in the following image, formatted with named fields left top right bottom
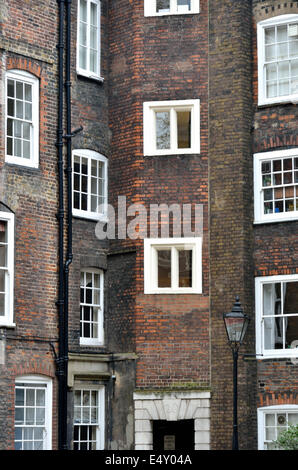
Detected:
left=252, top=0, right=298, bottom=413
left=209, top=0, right=256, bottom=450
left=0, top=0, right=59, bottom=449
left=108, top=0, right=210, bottom=391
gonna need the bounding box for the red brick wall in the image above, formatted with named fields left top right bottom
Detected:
left=108, top=0, right=210, bottom=390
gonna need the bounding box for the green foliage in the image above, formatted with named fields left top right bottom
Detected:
left=273, top=425, right=298, bottom=450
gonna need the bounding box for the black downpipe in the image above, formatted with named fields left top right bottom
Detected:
left=56, top=0, right=66, bottom=451
left=63, top=0, right=73, bottom=450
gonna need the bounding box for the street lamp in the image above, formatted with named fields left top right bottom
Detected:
left=223, top=296, right=250, bottom=450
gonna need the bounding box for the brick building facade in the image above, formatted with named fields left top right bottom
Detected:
left=0, top=0, right=297, bottom=451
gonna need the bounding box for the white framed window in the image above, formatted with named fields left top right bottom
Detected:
left=255, top=274, right=298, bottom=359
left=72, top=149, right=108, bottom=221
left=77, top=0, right=102, bottom=80
left=258, top=405, right=298, bottom=450
left=73, top=387, right=105, bottom=450
left=254, top=149, right=298, bottom=224
left=0, top=211, right=14, bottom=327
left=80, top=268, right=104, bottom=346
left=5, top=70, right=39, bottom=168
left=14, top=376, right=52, bottom=450
left=258, top=14, right=298, bottom=105
left=144, top=237, right=202, bottom=294
left=143, top=100, right=200, bottom=156
left=144, top=0, right=200, bottom=17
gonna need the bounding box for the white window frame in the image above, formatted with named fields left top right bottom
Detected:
left=77, top=0, right=103, bottom=81
left=72, top=149, right=108, bottom=221
left=0, top=211, right=14, bottom=327
left=143, top=100, right=200, bottom=156
left=254, top=148, right=298, bottom=224
left=258, top=14, right=298, bottom=106
left=255, top=274, right=298, bottom=359
left=73, top=386, right=105, bottom=450
left=5, top=70, right=39, bottom=168
left=80, top=268, right=104, bottom=346
left=144, top=237, right=202, bottom=294
left=15, top=375, right=52, bottom=451
left=258, top=405, right=298, bottom=450
left=144, top=0, right=200, bottom=17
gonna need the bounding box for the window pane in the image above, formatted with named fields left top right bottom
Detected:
left=91, top=195, right=98, bottom=212
left=177, top=0, right=191, bottom=12
left=0, top=244, right=7, bottom=267
left=7, top=98, right=14, bottom=117
left=265, top=27, right=275, bottom=44
left=16, top=100, right=23, bottom=119
left=0, top=271, right=5, bottom=293
left=25, top=103, right=32, bottom=121
left=288, top=413, right=298, bottom=425
left=15, top=139, right=22, bottom=157
left=265, top=425, right=276, bottom=441
left=7, top=137, right=13, bottom=156
left=80, top=0, right=87, bottom=22
left=265, top=44, right=276, bottom=61
left=14, top=120, right=22, bottom=138
left=0, top=220, right=7, bottom=243
left=15, top=408, right=24, bottom=424
left=285, top=315, right=298, bottom=349
left=36, top=408, right=45, bottom=425
left=7, top=118, right=13, bottom=137
left=267, top=81, right=277, bottom=98
left=15, top=389, right=24, bottom=407
left=289, top=40, right=298, bottom=58
left=74, top=174, right=80, bottom=192
left=81, top=175, right=88, bottom=193
left=156, top=111, right=170, bottom=150
left=81, top=193, right=88, bottom=211
left=90, top=26, right=97, bottom=49
left=177, top=111, right=191, bottom=149
left=277, top=25, right=288, bottom=42
left=36, top=390, right=45, bottom=406
left=16, top=81, right=23, bottom=100
left=23, top=122, right=30, bottom=140
left=277, top=43, right=288, bottom=60
left=7, top=79, right=15, bottom=97
left=158, top=250, right=171, bottom=288
left=25, top=407, right=35, bottom=425
left=0, top=294, right=5, bottom=316
left=284, top=282, right=298, bottom=314
left=178, top=250, right=192, bottom=287
left=278, top=61, right=290, bottom=79
left=23, top=141, right=30, bottom=159
left=156, top=0, right=170, bottom=13
left=266, top=63, right=277, bottom=81
left=27, top=389, right=35, bottom=406
left=292, top=59, right=298, bottom=77
left=24, top=84, right=32, bottom=102
left=90, top=49, right=97, bottom=74
left=90, top=3, right=98, bottom=26
left=79, top=46, right=87, bottom=70
left=80, top=22, right=87, bottom=46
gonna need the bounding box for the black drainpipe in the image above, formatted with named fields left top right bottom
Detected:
left=56, top=0, right=66, bottom=451
left=63, top=0, right=73, bottom=450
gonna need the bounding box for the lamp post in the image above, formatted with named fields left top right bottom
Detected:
left=223, top=296, right=250, bottom=450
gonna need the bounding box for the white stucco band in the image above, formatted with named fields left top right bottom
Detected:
left=133, top=391, right=211, bottom=451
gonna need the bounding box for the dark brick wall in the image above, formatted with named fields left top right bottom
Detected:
left=0, top=0, right=59, bottom=450
left=106, top=251, right=136, bottom=353
left=209, top=0, right=256, bottom=450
